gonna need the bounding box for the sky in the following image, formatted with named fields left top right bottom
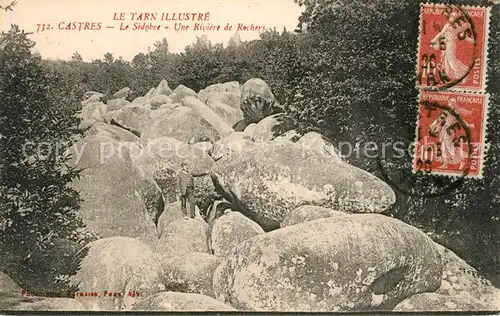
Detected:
left=0, top=0, right=304, bottom=61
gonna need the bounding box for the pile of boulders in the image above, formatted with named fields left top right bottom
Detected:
left=2, top=78, right=499, bottom=312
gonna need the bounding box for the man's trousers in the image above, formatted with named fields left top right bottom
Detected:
left=180, top=189, right=196, bottom=218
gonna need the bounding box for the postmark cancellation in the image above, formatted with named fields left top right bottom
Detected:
left=412, top=90, right=489, bottom=178
left=416, top=3, right=491, bottom=92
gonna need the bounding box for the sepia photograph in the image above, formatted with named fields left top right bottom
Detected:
left=0, top=0, right=499, bottom=313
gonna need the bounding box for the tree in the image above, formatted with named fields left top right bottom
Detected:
left=0, top=25, right=90, bottom=279
left=150, top=38, right=170, bottom=66
left=0, top=0, right=16, bottom=11
left=174, top=36, right=225, bottom=91
left=103, top=52, right=114, bottom=64
left=130, top=52, right=156, bottom=94
left=227, top=32, right=242, bottom=48
left=153, top=37, right=169, bottom=53
left=71, top=51, right=83, bottom=62
left=132, top=52, right=150, bottom=69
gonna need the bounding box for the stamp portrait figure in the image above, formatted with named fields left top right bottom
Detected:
left=430, top=10, right=474, bottom=84
left=428, top=98, right=473, bottom=169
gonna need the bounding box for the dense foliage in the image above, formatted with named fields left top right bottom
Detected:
left=0, top=25, right=92, bottom=288
left=0, top=0, right=498, bottom=288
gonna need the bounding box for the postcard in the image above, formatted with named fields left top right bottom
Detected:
left=0, top=0, right=498, bottom=313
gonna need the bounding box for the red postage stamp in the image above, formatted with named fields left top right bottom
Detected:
left=416, top=4, right=491, bottom=92
left=413, top=91, right=489, bottom=178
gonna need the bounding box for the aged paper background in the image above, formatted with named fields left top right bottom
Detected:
left=0, top=0, right=499, bottom=313
left=1, top=0, right=303, bottom=60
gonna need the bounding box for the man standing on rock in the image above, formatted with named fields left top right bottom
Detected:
left=176, top=162, right=196, bottom=219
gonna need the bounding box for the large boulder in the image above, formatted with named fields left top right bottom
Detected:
left=161, top=253, right=222, bottom=297
left=157, top=202, right=203, bottom=238
left=132, top=96, right=148, bottom=104
left=241, top=78, right=274, bottom=102
left=281, top=205, right=345, bottom=227
left=240, top=78, right=278, bottom=125
left=134, top=136, right=214, bottom=177
left=434, top=242, right=500, bottom=309
left=243, top=123, right=257, bottom=138
left=206, top=91, right=241, bottom=109
left=145, top=87, right=155, bottom=99
left=198, top=82, right=241, bottom=104
left=78, top=102, right=107, bottom=131
left=113, top=87, right=131, bottom=99
left=198, top=89, right=208, bottom=103
left=157, top=219, right=210, bottom=258
left=0, top=271, right=21, bottom=294
left=85, top=122, right=140, bottom=143
left=151, top=79, right=173, bottom=98
left=211, top=211, right=264, bottom=258
left=107, top=98, right=130, bottom=111
left=206, top=101, right=244, bottom=126
left=112, top=104, right=151, bottom=136
left=169, top=85, right=197, bottom=103
left=70, top=237, right=164, bottom=311
left=252, top=113, right=295, bottom=143
left=149, top=103, right=181, bottom=119
left=82, top=94, right=103, bottom=106
left=296, top=132, right=343, bottom=161
left=150, top=95, right=172, bottom=109
left=211, top=132, right=254, bottom=161
left=67, top=134, right=125, bottom=167
left=182, top=96, right=234, bottom=139
left=83, top=91, right=104, bottom=100
left=103, top=109, right=120, bottom=123
left=131, top=291, right=236, bottom=311
left=222, top=81, right=241, bottom=95
left=210, top=141, right=396, bottom=230
left=141, top=106, right=219, bottom=144
left=67, top=136, right=159, bottom=246
left=162, top=103, right=182, bottom=111
left=213, top=214, right=443, bottom=311
left=393, top=293, right=493, bottom=311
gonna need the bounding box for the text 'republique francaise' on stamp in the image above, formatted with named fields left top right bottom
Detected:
left=416, top=3, right=490, bottom=92
left=413, top=90, right=489, bottom=179
left=413, top=3, right=491, bottom=179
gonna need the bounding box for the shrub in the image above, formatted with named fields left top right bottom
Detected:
left=0, top=25, right=92, bottom=285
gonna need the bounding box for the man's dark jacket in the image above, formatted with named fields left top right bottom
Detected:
left=176, top=169, right=194, bottom=195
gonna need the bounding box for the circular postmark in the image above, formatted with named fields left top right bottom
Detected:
left=418, top=4, right=479, bottom=90
left=377, top=99, right=473, bottom=198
